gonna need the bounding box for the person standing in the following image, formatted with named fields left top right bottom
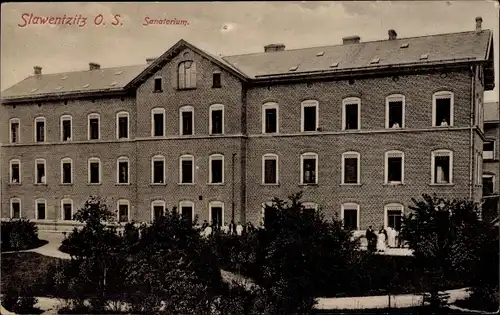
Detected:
left=228, top=220, right=236, bottom=235
left=236, top=221, right=244, bottom=236
left=366, top=226, right=376, bottom=252
left=377, top=227, right=387, bottom=252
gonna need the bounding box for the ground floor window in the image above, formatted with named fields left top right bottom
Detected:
left=151, top=200, right=165, bottom=222
left=262, top=201, right=278, bottom=227
left=117, top=200, right=130, bottom=223
left=209, top=201, right=224, bottom=229
left=61, top=199, right=73, bottom=220
left=179, top=201, right=194, bottom=222
left=341, top=203, right=359, bottom=230
left=385, top=203, right=404, bottom=231
left=10, top=198, right=21, bottom=219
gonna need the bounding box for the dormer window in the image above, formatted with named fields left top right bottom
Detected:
left=178, top=60, right=196, bottom=89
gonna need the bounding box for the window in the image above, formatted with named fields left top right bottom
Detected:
left=262, top=201, right=278, bottom=227
left=386, top=94, right=405, bottom=129
left=483, top=140, right=495, bottom=160
left=88, top=113, right=100, bottom=140
left=117, top=200, right=130, bottom=223
left=179, top=106, right=194, bottom=135
left=179, top=155, right=194, bottom=184
left=209, top=104, right=224, bottom=135
left=209, top=201, right=224, bottom=228
left=35, top=117, right=46, bottom=142
left=341, top=203, right=359, bottom=230
left=342, top=152, right=360, bottom=184
left=151, top=200, right=166, bottom=221
left=10, top=198, right=21, bottom=219
left=483, top=175, right=495, bottom=196
left=212, top=71, right=221, bottom=88
left=302, top=202, right=318, bottom=216
left=35, top=199, right=46, bottom=220
left=431, top=150, right=453, bottom=184
left=179, top=200, right=194, bottom=222
left=61, top=158, right=73, bottom=184
left=262, top=154, right=279, bottom=185
left=151, top=155, right=165, bottom=184
left=300, top=152, right=318, bottom=184
left=151, top=108, right=165, bottom=137
left=432, top=91, right=454, bottom=127
left=385, top=203, right=404, bottom=231
left=35, top=158, right=46, bottom=184
left=385, top=150, right=404, bottom=184
left=154, top=76, right=163, bottom=92
left=61, top=199, right=73, bottom=221
left=476, top=154, right=483, bottom=185
left=10, top=118, right=20, bottom=143
left=10, top=159, right=21, bottom=184
left=301, top=100, right=319, bottom=132
left=60, top=115, right=72, bottom=141
left=342, top=97, right=361, bottom=130
left=209, top=154, right=224, bottom=184
left=262, top=102, right=279, bottom=134
left=88, top=157, right=101, bottom=184
left=116, top=111, right=129, bottom=139
left=178, top=60, right=197, bottom=89
left=117, top=156, right=130, bottom=184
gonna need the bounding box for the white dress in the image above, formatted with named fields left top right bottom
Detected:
left=377, top=232, right=387, bottom=252
left=387, top=227, right=396, bottom=248
left=236, top=224, right=243, bottom=236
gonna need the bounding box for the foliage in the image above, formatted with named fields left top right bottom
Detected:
left=0, top=219, right=43, bottom=251
left=1, top=287, right=41, bottom=314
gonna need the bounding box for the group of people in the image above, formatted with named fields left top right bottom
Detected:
left=365, top=226, right=404, bottom=253
left=201, top=220, right=258, bottom=238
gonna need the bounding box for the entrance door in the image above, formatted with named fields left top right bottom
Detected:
left=211, top=207, right=223, bottom=228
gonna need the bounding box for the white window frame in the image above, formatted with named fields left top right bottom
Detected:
left=9, top=159, right=21, bottom=184
left=341, top=203, right=360, bottom=230
left=35, top=198, right=47, bottom=220
left=151, top=155, right=166, bottom=185
left=342, top=97, right=361, bottom=131
left=151, top=107, right=166, bottom=137
left=9, top=118, right=20, bottom=144
left=179, top=200, right=195, bottom=221
left=341, top=151, right=360, bottom=185
left=262, top=153, right=279, bottom=185
left=385, top=150, right=405, bottom=184
left=209, top=104, right=225, bottom=135
left=301, top=100, right=319, bottom=132
left=116, top=111, right=130, bottom=139
left=179, top=154, right=195, bottom=184
left=117, top=199, right=130, bottom=223
left=385, top=94, right=405, bottom=129
left=432, top=91, right=454, bottom=127
left=209, top=154, right=225, bottom=184
left=300, top=152, right=318, bottom=185
left=384, top=203, right=404, bottom=229
left=35, top=158, right=47, bottom=184
left=34, top=116, right=46, bottom=142
left=179, top=105, right=195, bottom=136
left=151, top=200, right=166, bottom=221
left=10, top=198, right=22, bottom=219
left=116, top=156, right=130, bottom=185
left=87, top=113, right=101, bottom=140
left=60, top=198, right=73, bottom=221
left=60, top=115, right=72, bottom=142
left=208, top=200, right=225, bottom=224
left=483, top=140, right=495, bottom=160
left=482, top=174, right=495, bottom=194
left=430, top=149, right=453, bottom=185
left=60, top=157, right=73, bottom=184
left=87, top=157, right=102, bottom=184
left=262, top=102, right=279, bottom=134
left=302, top=202, right=319, bottom=212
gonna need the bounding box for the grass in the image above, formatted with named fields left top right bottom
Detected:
left=313, top=306, right=481, bottom=314
left=0, top=239, right=48, bottom=252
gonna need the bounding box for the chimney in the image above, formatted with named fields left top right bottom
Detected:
left=388, top=29, right=398, bottom=40
left=475, top=16, right=483, bottom=33
left=89, top=62, right=100, bottom=70
left=264, top=43, right=286, bottom=52
left=33, top=66, right=42, bottom=76
left=146, top=57, right=157, bottom=65
left=342, top=35, right=361, bottom=45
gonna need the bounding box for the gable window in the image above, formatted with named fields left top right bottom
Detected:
left=209, top=104, right=224, bottom=135
left=385, top=150, right=404, bottom=184
left=116, top=111, right=129, bottom=139
left=35, top=158, right=46, bottom=184
left=117, top=156, right=130, bottom=184
left=386, top=94, right=405, bottom=129
left=209, top=154, right=224, bottom=184
left=179, top=200, right=194, bottom=222
left=35, top=198, right=46, bottom=220
left=88, top=157, right=101, bottom=184
left=483, top=175, right=495, bottom=196
left=151, top=155, right=165, bottom=184
left=483, top=140, right=495, bottom=160
left=385, top=203, right=404, bottom=231
left=151, top=200, right=166, bottom=221
left=432, top=91, right=454, bottom=127
left=117, top=199, right=130, bottom=223
left=341, top=203, right=359, bottom=230
left=10, top=118, right=20, bottom=143
left=431, top=149, right=453, bottom=184
left=262, top=102, right=279, bottom=134
left=209, top=201, right=224, bottom=228
left=178, top=60, right=197, bottom=89
left=212, top=71, right=221, bottom=88
left=60, top=115, right=72, bottom=141
left=88, top=113, right=100, bottom=140
left=10, top=159, right=21, bottom=184
left=262, top=154, right=279, bottom=185
left=154, top=76, right=163, bottom=92
left=35, top=117, right=46, bottom=142
left=61, top=158, right=73, bottom=184
left=300, top=152, right=318, bottom=184
left=10, top=198, right=21, bottom=219
left=342, top=97, right=360, bottom=130
left=301, top=100, right=319, bottom=132
left=151, top=108, right=165, bottom=137
left=179, top=155, right=194, bottom=184
left=180, top=106, right=194, bottom=135
left=342, top=152, right=360, bottom=184
left=61, top=199, right=73, bottom=221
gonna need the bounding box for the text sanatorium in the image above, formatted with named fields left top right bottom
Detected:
left=18, top=14, right=122, bottom=27
left=142, top=17, right=189, bottom=26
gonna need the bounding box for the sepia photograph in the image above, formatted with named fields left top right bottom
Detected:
left=1, top=1, right=499, bottom=314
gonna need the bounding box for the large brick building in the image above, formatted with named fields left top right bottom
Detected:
left=1, top=17, right=496, bottom=231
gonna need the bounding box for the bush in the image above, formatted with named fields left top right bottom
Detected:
left=1, top=219, right=41, bottom=251
left=1, top=287, right=42, bottom=314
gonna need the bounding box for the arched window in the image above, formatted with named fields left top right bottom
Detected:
left=34, top=116, right=46, bottom=142
left=151, top=200, right=166, bottom=222
left=35, top=198, right=47, bottom=220
left=61, top=157, right=73, bottom=184
left=117, top=156, right=130, bottom=184
left=262, top=201, right=277, bottom=227
left=10, top=159, right=21, bottom=184
left=61, top=198, right=73, bottom=221
left=209, top=154, right=224, bottom=184
left=432, top=91, right=454, bottom=127
left=385, top=150, right=404, bottom=184
left=179, top=154, right=195, bottom=184
left=300, top=152, right=318, bottom=184
left=117, top=199, right=130, bottom=223
left=10, top=198, right=21, bottom=219
left=431, top=149, right=453, bottom=184
left=179, top=200, right=195, bottom=222
left=151, top=155, right=166, bottom=184
left=301, top=100, right=319, bottom=132
left=262, top=153, right=279, bottom=185
left=88, top=157, right=101, bottom=184
left=88, top=113, right=100, bottom=140
left=262, top=102, right=279, bottom=134
left=60, top=115, right=72, bottom=141
left=384, top=203, right=404, bottom=231
left=178, top=60, right=197, bottom=89
left=342, top=97, right=361, bottom=130
left=35, top=158, right=47, bottom=184
left=151, top=108, right=166, bottom=137
left=116, top=111, right=129, bottom=139
left=209, top=104, right=224, bottom=135
left=385, top=94, right=405, bottom=129
left=341, top=203, right=359, bottom=230
left=209, top=201, right=224, bottom=227
left=9, top=118, right=20, bottom=143
left=179, top=106, right=194, bottom=135
left=342, top=151, right=360, bottom=184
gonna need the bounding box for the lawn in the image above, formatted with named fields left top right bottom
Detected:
left=313, top=306, right=481, bottom=314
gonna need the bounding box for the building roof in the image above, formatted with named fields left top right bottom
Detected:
left=484, top=102, right=499, bottom=122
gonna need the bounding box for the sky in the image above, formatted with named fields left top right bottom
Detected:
left=1, top=1, right=499, bottom=101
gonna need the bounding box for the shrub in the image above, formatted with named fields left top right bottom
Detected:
left=1, top=219, right=40, bottom=251
left=1, top=287, right=41, bottom=314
